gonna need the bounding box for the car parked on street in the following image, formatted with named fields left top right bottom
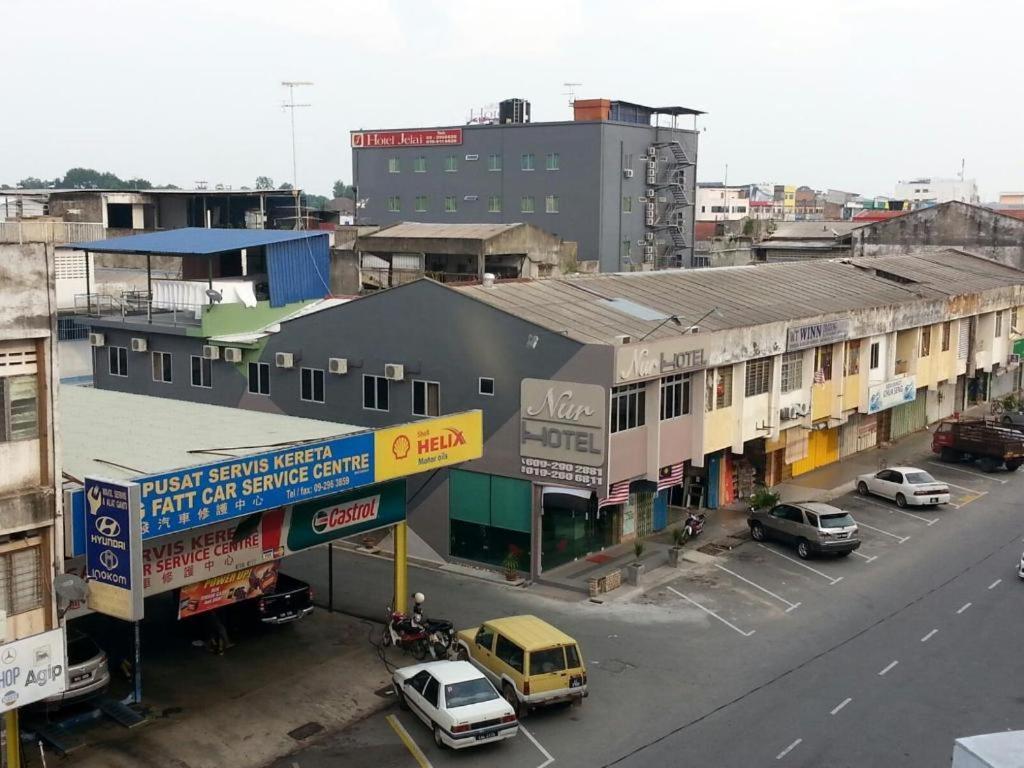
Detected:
left=392, top=660, right=518, bottom=750
left=748, top=501, right=861, bottom=559
left=455, top=615, right=587, bottom=717
left=251, top=572, right=314, bottom=625
left=41, top=630, right=110, bottom=708
left=856, top=467, right=950, bottom=507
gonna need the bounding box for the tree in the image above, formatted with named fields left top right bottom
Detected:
left=279, top=182, right=293, bottom=191
left=17, top=177, right=46, bottom=189
left=332, top=179, right=356, bottom=200
left=255, top=176, right=274, bottom=190
left=303, top=194, right=329, bottom=210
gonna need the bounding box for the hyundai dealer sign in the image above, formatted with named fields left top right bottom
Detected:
left=84, top=477, right=144, bottom=621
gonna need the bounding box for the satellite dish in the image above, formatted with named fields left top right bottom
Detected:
left=54, top=573, right=88, bottom=603
left=206, top=289, right=223, bottom=304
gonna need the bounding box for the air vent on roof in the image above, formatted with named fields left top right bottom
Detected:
left=873, top=268, right=917, bottom=285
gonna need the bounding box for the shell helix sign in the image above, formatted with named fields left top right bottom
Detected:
left=374, top=411, right=484, bottom=482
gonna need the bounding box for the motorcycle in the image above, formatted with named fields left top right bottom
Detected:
left=682, top=512, right=706, bottom=542
left=382, top=607, right=455, bottom=660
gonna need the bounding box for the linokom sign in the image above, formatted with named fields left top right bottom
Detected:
left=97, top=410, right=482, bottom=542
left=351, top=129, right=463, bottom=149
left=84, top=478, right=144, bottom=621
left=520, top=379, right=606, bottom=489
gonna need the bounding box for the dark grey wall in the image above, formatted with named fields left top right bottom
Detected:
left=353, top=121, right=698, bottom=273
left=91, top=280, right=614, bottom=557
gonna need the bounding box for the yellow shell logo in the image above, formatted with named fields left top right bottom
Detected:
left=392, top=434, right=411, bottom=460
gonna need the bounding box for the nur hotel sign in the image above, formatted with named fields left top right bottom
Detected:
left=520, top=379, right=606, bottom=489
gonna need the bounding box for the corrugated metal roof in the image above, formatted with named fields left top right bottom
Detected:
left=767, top=222, right=860, bottom=240
left=61, top=227, right=329, bottom=256
left=61, top=386, right=361, bottom=482
left=456, top=250, right=1024, bottom=345
left=363, top=222, right=523, bottom=241
left=266, top=237, right=332, bottom=307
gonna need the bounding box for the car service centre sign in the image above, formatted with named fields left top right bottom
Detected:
left=84, top=477, right=144, bottom=621
left=351, top=129, right=463, bottom=148
left=520, top=379, right=606, bottom=488
left=374, top=412, right=483, bottom=482
left=286, top=481, right=407, bottom=551
left=0, top=628, right=67, bottom=713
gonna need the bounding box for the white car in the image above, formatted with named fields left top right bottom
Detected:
left=392, top=660, right=518, bottom=750
left=856, top=467, right=950, bottom=507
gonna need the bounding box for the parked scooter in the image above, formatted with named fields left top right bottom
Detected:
left=381, top=592, right=455, bottom=660
left=682, top=512, right=706, bottom=543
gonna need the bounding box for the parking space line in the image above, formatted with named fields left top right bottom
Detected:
left=776, top=738, right=802, bottom=760
left=878, top=660, right=899, bottom=676
left=921, top=629, right=938, bottom=642
left=957, top=602, right=972, bottom=614
left=714, top=564, right=801, bottom=612
left=830, top=697, right=852, bottom=715
left=520, top=724, right=554, bottom=768
left=756, top=544, right=843, bottom=584
left=950, top=494, right=984, bottom=509
left=989, top=579, right=1003, bottom=590
left=927, top=461, right=1008, bottom=483
left=856, top=520, right=910, bottom=543
left=386, top=714, right=434, bottom=768
left=934, top=479, right=989, bottom=494
left=852, top=495, right=938, bottom=525
left=666, top=586, right=756, bottom=637
left=851, top=550, right=878, bottom=563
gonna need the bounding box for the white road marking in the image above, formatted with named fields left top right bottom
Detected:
left=851, top=550, right=878, bottom=563
left=957, top=602, right=972, bottom=614
left=921, top=629, right=938, bottom=642
left=856, top=520, right=910, bottom=543
left=989, top=579, right=1003, bottom=590
left=756, top=544, right=843, bottom=584
left=852, top=495, right=939, bottom=525
left=776, top=739, right=802, bottom=760
left=666, top=586, right=756, bottom=637
left=830, top=697, right=852, bottom=715
left=520, top=724, right=554, bottom=768
left=878, top=660, right=899, bottom=676
left=932, top=478, right=988, bottom=494
left=714, top=564, right=801, bottom=611
left=927, top=461, right=1008, bottom=483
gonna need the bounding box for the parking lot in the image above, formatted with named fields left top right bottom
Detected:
left=641, top=459, right=1006, bottom=640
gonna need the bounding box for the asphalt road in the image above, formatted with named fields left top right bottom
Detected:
left=277, top=451, right=1024, bottom=768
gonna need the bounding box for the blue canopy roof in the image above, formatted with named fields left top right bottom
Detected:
left=61, top=227, right=327, bottom=256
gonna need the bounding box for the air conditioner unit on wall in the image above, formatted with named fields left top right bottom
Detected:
left=275, top=352, right=297, bottom=369
left=779, top=406, right=794, bottom=421
left=223, top=347, right=243, bottom=363
left=647, top=146, right=657, bottom=157
left=329, top=357, right=348, bottom=375
left=793, top=402, right=810, bottom=417
left=384, top=363, right=405, bottom=381
left=645, top=232, right=655, bottom=243
left=202, top=345, right=220, bottom=361
left=130, top=337, right=147, bottom=353
left=623, top=168, right=634, bottom=178
left=89, top=333, right=105, bottom=347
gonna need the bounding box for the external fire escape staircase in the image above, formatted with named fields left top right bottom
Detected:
left=647, top=140, right=696, bottom=269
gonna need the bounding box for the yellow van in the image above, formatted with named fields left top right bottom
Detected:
left=455, top=615, right=587, bottom=716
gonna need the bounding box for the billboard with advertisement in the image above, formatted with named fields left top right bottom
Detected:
left=84, top=477, right=144, bottom=621
left=177, top=561, right=279, bottom=619
left=868, top=376, right=917, bottom=414
left=0, top=628, right=67, bottom=713
left=374, top=412, right=483, bottom=482
left=351, top=129, right=462, bottom=149
left=286, top=481, right=406, bottom=552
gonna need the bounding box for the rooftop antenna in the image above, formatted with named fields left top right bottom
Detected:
left=959, top=157, right=965, bottom=181
left=563, top=82, right=582, bottom=109
left=281, top=80, right=313, bottom=229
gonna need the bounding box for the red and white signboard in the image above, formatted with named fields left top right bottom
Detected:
left=351, top=129, right=463, bottom=149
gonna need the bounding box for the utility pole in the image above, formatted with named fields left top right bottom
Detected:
left=563, top=82, right=582, bottom=111
left=281, top=81, right=312, bottom=230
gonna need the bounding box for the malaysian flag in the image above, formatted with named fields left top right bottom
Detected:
left=598, top=480, right=631, bottom=509
left=658, top=462, right=685, bottom=491
left=813, top=369, right=826, bottom=384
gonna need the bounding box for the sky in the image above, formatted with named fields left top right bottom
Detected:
left=2, top=0, right=1022, bottom=201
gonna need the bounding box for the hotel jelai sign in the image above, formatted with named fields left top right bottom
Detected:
left=520, top=379, right=607, bottom=489
left=351, top=129, right=463, bottom=148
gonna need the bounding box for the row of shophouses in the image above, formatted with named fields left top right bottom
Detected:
left=79, top=232, right=1024, bottom=579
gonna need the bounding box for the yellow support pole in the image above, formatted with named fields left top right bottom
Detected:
left=394, top=522, right=408, bottom=614
left=5, top=709, right=20, bottom=768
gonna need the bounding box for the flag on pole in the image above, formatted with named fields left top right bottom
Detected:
left=657, top=462, right=685, bottom=491
left=598, top=480, right=630, bottom=509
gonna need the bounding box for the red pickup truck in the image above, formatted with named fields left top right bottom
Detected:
left=932, top=419, right=1024, bottom=472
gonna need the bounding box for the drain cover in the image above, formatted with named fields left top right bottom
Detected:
left=288, top=722, right=324, bottom=741
left=374, top=684, right=396, bottom=698
left=697, top=543, right=728, bottom=555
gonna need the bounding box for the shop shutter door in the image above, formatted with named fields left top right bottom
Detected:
left=958, top=319, right=970, bottom=360
left=889, top=389, right=927, bottom=440
left=490, top=476, right=532, bottom=533
left=449, top=470, right=491, bottom=524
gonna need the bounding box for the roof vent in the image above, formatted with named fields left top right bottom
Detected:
left=482, top=273, right=496, bottom=288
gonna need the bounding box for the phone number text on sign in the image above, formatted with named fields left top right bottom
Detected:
left=521, top=457, right=603, bottom=487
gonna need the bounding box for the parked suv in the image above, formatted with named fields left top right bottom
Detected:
left=748, top=501, right=860, bottom=559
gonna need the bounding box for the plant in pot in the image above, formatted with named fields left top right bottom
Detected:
left=626, top=540, right=646, bottom=585
left=502, top=551, right=520, bottom=582
left=668, top=526, right=687, bottom=568
left=749, top=486, right=780, bottom=512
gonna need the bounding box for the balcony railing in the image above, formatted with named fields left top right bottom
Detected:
left=361, top=267, right=490, bottom=289
left=74, top=292, right=205, bottom=327
left=0, top=221, right=104, bottom=244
